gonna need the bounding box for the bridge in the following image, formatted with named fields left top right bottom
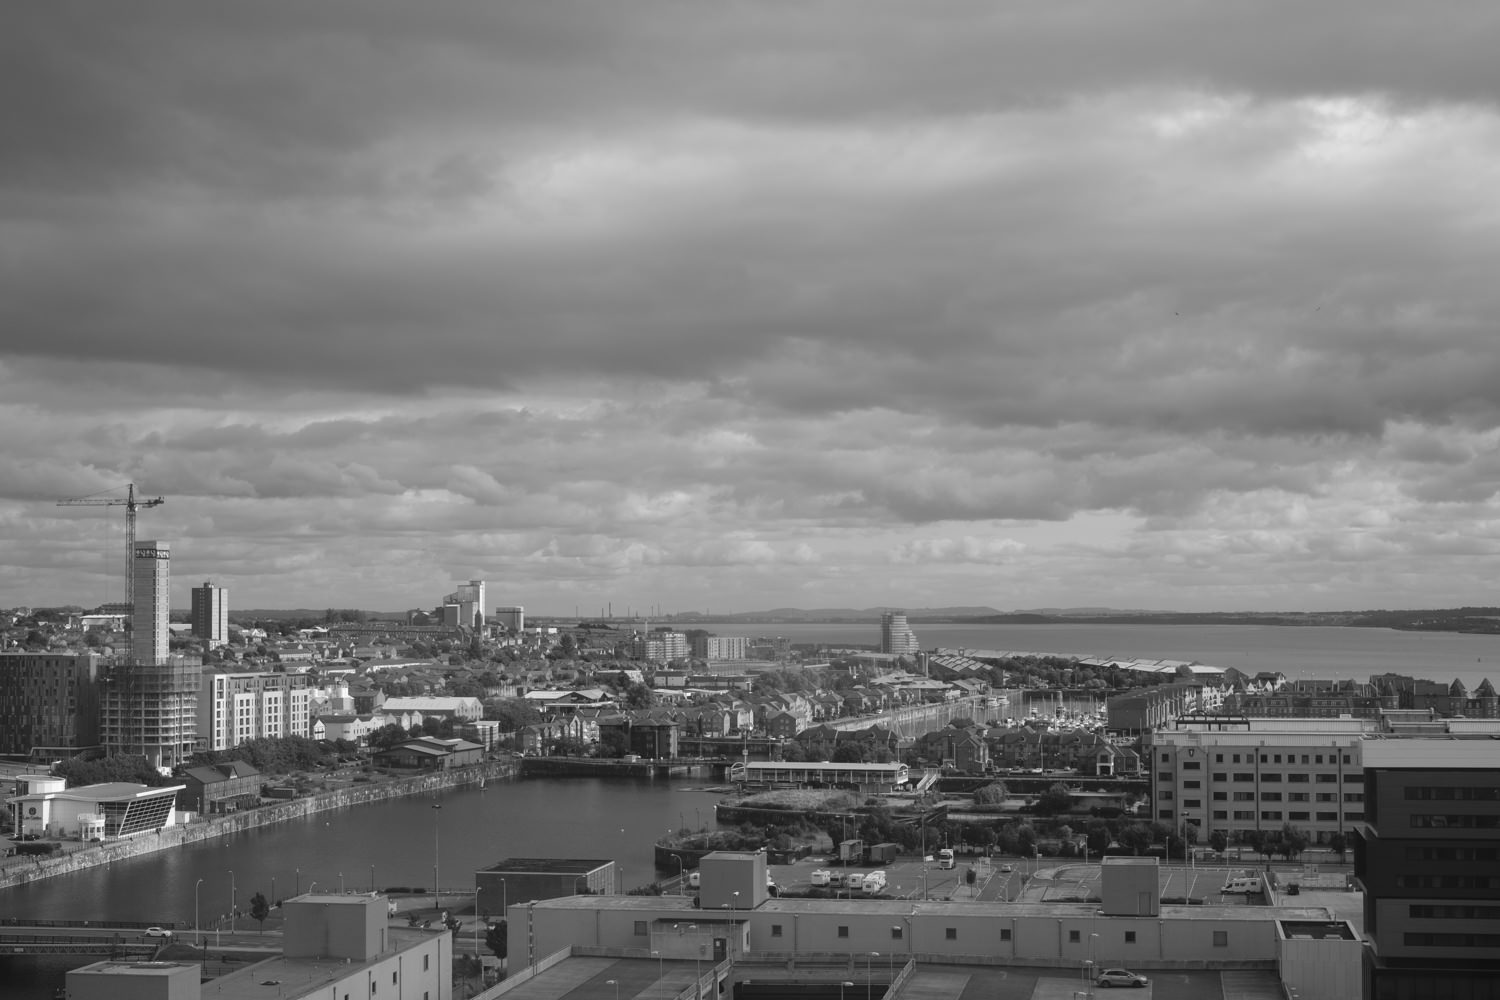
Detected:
left=0, top=919, right=176, bottom=957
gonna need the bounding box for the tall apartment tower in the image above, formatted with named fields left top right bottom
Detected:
left=1355, top=739, right=1500, bottom=999
left=103, top=539, right=199, bottom=769
left=880, top=610, right=920, bottom=656
left=191, top=580, right=229, bottom=648
left=130, top=540, right=171, bottom=665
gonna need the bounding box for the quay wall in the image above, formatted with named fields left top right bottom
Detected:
left=0, top=760, right=517, bottom=891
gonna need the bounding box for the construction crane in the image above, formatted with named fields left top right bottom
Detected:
left=57, top=483, right=165, bottom=610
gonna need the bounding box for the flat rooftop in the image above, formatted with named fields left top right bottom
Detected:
left=526, top=893, right=1338, bottom=922
left=481, top=858, right=615, bottom=874
left=199, top=928, right=439, bottom=1000
left=1279, top=919, right=1358, bottom=940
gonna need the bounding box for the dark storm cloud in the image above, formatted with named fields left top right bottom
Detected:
left=7, top=1, right=1500, bottom=611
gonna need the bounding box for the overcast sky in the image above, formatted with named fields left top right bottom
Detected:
left=5, top=2, right=1500, bottom=616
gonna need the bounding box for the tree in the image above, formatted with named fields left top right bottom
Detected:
left=1328, top=831, right=1349, bottom=864
left=1280, top=822, right=1310, bottom=861
left=972, top=782, right=1007, bottom=806
left=486, top=918, right=508, bottom=959
left=1033, top=782, right=1073, bottom=817
left=250, top=892, right=270, bottom=933
left=1208, top=829, right=1228, bottom=854
left=598, top=729, right=631, bottom=759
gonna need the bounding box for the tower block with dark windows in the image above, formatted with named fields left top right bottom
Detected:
left=1354, top=739, right=1500, bottom=999
left=99, top=540, right=199, bottom=770
left=191, top=580, right=229, bottom=648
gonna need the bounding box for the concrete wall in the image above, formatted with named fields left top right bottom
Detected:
left=1279, top=933, right=1362, bottom=1000
left=512, top=900, right=1290, bottom=970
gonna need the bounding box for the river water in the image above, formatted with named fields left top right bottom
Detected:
left=701, top=621, right=1500, bottom=691
left=3, top=776, right=725, bottom=998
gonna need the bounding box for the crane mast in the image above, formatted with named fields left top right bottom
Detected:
left=56, top=483, right=166, bottom=610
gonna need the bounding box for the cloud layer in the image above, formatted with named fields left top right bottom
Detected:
left=5, top=2, right=1500, bottom=613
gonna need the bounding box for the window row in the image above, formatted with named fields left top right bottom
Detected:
left=1212, top=752, right=1353, bottom=766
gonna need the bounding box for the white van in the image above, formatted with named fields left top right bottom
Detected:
left=1222, top=876, right=1261, bottom=894
left=810, top=869, right=832, bottom=887
left=843, top=873, right=866, bottom=892
left=862, top=871, right=887, bottom=895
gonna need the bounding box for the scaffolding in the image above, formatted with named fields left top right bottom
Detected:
left=98, top=656, right=200, bottom=770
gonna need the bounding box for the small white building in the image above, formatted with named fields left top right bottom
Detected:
left=7, top=777, right=184, bottom=841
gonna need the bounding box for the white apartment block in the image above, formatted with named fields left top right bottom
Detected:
left=634, top=630, right=689, bottom=662
left=692, top=634, right=750, bottom=659
left=1149, top=719, right=1370, bottom=846
left=198, top=670, right=313, bottom=751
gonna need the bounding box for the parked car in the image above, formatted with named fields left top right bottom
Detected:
left=144, top=927, right=173, bottom=938
left=999, top=864, right=1014, bottom=873
left=1096, top=968, right=1148, bottom=988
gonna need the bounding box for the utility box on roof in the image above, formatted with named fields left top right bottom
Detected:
left=699, top=850, right=766, bottom=911
left=1100, top=856, right=1160, bottom=916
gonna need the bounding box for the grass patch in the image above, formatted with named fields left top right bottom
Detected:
left=733, top=789, right=858, bottom=811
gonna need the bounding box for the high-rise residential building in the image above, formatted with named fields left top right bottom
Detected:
left=130, top=539, right=171, bottom=665
left=494, top=605, right=525, bottom=632
left=198, top=669, right=313, bottom=750
left=691, top=634, right=750, bottom=660
left=879, top=610, right=920, bottom=655
left=632, top=630, right=689, bottom=662
left=1355, top=739, right=1500, bottom=999
left=1149, top=719, right=1368, bottom=848
left=102, top=538, right=199, bottom=768
left=99, top=656, right=200, bottom=769
left=191, top=580, right=229, bottom=648
left=0, top=652, right=102, bottom=758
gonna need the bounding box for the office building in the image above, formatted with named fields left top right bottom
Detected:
left=879, top=610, right=920, bottom=656
left=1355, top=739, right=1500, bottom=1000
left=190, top=580, right=229, bottom=648
left=0, top=652, right=102, bottom=759
left=1149, top=720, right=1368, bottom=847
left=130, top=540, right=170, bottom=665
left=198, top=670, right=313, bottom=751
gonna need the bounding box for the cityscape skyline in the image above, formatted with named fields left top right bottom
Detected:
left=6, top=5, right=1500, bottom=616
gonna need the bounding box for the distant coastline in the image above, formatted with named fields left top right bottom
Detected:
left=657, top=607, right=1500, bottom=636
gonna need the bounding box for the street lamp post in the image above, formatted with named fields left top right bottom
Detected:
left=228, top=870, right=236, bottom=934
left=606, top=980, right=620, bottom=1000
left=339, top=871, right=345, bottom=894
left=840, top=983, right=855, bottom=1000
left=307, top=881, right=318, bottom=895
left=195, top=879, right=203, bottom=946
left=370, top=865, right=376, bottom=894
left=295, top=867, right=300, bottom=896
left=271, top=876, right=277, bottom=908
left=688, top=923, right=701, bottom=995
left=672, top=854, right=685, bottom=894
left=653, top=950, right=664, bottom=1000
left=432, top=804, right=443, bottom=912
left=867, top=952, right=878, bottom=1000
